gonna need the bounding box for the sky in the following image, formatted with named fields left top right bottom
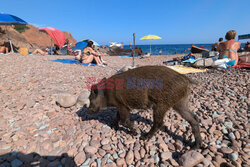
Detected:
left=1, top=0, right=250, bottom=45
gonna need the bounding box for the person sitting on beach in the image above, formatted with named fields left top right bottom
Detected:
left=194, top=30, right=241, bottom=68
left=211, top=37, right=223, bottom=51
left=32, top=48, right=49, bottom=55
left=73, top=49, right=81, bottom=60
left=52, top=44, right=60, bottom=55
left=0, top=44, right=9, bottom=53
left=134, top=46, right=143, bottom=57
left=216, top=30, right=241, bottom=67
left=244, top=42, right=250, bottom=52
left=64, top=39, right=72, bottom=55
left=81, top=41, right=104, bottom=66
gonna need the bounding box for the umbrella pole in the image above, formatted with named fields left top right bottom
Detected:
left=50, top=38, right=52, bottom=55
left=132, top=33, right=135, bottom=67
left=150, top=40, right=151, bottom=55
left=5, top=26, right=14, bottom=53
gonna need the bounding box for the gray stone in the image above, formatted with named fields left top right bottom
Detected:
left=97, top=158, right=101, bottom=167
left=81, top=158, right=91, bottom=166
left=222, top=128, right=228, bottom=134
left=224, top=122, right=233, bottom=129
left=212, top=112, right=219, bottom=118
left=228, top=152, right=238, bottom=161
left=153, top=155, right=160, bottom=164
left=229, top=132, right=236, bottom=140
left=76, top=90, right=90, bottom=107
left=112, top=153, right=118, bottom=159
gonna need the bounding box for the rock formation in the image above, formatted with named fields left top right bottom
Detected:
left=0, top=25, right=77, bottom=51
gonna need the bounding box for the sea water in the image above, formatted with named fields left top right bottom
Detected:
left=123, top=44, right=212, bottom=55
left=69, top=43, right=246, bottom=55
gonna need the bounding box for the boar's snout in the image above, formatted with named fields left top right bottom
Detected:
left=87, top=102, right=100, bottom=114
left=87, top=107, right=100, bottom=114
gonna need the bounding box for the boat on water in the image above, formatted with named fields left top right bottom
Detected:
left=109, top=42, right=122, bottom=47
left=190, top=44, right=209, bottom=53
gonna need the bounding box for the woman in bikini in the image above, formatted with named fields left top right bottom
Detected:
left=194, top=30, right=241, bottom=68
left=80, top=41, right=104, bottom=66
left=217, top=30, right=241, bottom=67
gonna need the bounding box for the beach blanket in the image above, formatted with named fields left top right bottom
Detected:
left=119, top=55, right=131, bottom=58
left=233, top=63, right=250, bottom=69
left=51, top=59, right=97, bottom=66
left=118, top=55, right=141, bottom=58
left=167, top=65, right=208, bottom=74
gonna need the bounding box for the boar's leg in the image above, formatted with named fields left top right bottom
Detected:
left=118, top=106, right=139, bottom=135
left=141, top=104, right=166, bottom=140
left=112, top=111, right=120, bottom=130
left=173, top=96, right=202, bottom=149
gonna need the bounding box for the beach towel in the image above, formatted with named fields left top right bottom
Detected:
left=51, top=59, right=97, bottom=66
left=119, top=55, right=131, bottom=58
left=233, top=63, right=250, bottom=69
left=167, top=65, right=208, bottom=74
left=118, top=55, right=141, bottom=58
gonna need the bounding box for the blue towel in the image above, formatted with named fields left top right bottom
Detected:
left=51, top=59, right=97, bottom=66
left=119, top=55, right=141, bottom=58
left=119, top=55, right=131, bottom=58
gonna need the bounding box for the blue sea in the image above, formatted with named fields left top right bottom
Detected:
left=70, top=43, right=246, bottom=55
left=123, top=44, right=212, bottom=55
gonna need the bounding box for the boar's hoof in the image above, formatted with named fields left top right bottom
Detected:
left=194, top=141, right=202, bottom=149
left=110, top=122, right=119, bottom=130
left=140, top=133, right=153, bottom=141
left=130, top=127, right=141, bottom=136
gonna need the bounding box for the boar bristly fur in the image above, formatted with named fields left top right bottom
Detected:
left=88, top=66, right=202, bottom=148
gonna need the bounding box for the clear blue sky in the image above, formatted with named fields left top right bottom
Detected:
left=1, top=0, right=250, bottom=45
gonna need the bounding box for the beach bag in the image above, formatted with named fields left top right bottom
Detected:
left=19, top=48, right=29, bottom=56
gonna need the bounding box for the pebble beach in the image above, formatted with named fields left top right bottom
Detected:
left=0, top=54, right=249, bottom=167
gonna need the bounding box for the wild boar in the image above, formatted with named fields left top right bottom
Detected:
left=87, top=65, right=202, bottom=148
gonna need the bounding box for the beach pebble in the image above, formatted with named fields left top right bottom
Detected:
left=26, top=99, right=36, bottom=108
left=0, top=55, right=249, bottom=166
left=56, top=93, right=76, bottom=108
left=228, top=152, right=238, bottom=161
left=125, top=149, right=134, bottom=165
left=179, top=150, right=204, bottom=167
left=85, top=146, right=98, bottom=155
left=74, top=151, right=86, bottom=166
left=161, top=152, right=172, bottom=161
left=76, top=90, right=90, bottom=107
left=229, top=132, right=236, bottom=140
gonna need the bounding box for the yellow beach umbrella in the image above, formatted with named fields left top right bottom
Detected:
left=140, top=35, right=162, bottom=54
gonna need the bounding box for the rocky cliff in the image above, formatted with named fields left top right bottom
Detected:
left=0, top=25, right=77, bottom=51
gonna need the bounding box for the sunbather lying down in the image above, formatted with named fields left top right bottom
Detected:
left=32, top=48, right=49, bottom=55
left=194, top=30, right=241, bottom=69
